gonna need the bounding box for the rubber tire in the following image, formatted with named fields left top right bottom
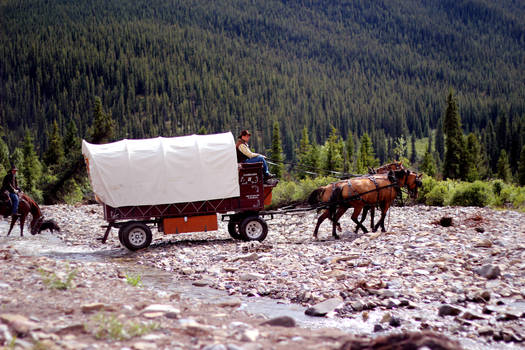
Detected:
left=228, top=220, right=243, bottom=240
left=119, top=222, right=152, bottom=251
left=239, top=216, right=268, bottom=242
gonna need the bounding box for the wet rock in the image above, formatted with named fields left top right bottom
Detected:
left=0, top=313, right=40, bottom=335
left=140, top=304, right=180, bottom=318
left=80, top=303, right=114, bottom=313
left=260, top=316, right=296, bottom=328
left=474, top=264, right=501, bottom=279
left=239, top=273, right=264, bottom=281
left=477, top=326, right=494, bottom=337
left=461, top=311, right=486, bottom=320
left=305, top=297, right=343, bottom=317
left=192, top=279, right=210, bottom=287
left=373, top=324, right=383, bottom=332
left=238, top=328, right=259, bottom=342
left=389, top=316, right=401, bottom=327
left=203, top=344, right=227, bottom=350
left=132, top=342, right=157, bottom=350
left=438, top=304, right=462, bottom=317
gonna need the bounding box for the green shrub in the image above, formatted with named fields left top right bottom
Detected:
left=270, top=176, right=337, bottom=208
left=450, top=181, right=491, bottom=207
left=417, top=175, right=437, bottom=204
left=425, top=181, right=451, bottom=206
left=499, top=185, right=525, bottom=210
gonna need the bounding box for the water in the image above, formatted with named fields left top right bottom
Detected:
left=0, top=220, right=518, bottom=349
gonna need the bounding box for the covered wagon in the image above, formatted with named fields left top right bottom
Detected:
left=82, top=132, right=276, bottom=250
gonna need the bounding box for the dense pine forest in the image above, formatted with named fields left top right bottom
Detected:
left=1, top=0, right=524, bottom=202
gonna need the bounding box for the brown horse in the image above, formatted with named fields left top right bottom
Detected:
left=333, top=169, right=421, bottom=234
left=309, top=169, right=421, bottom=238
left=0, top=193, right=60, bottom=236
left=307, top=162, right=406, bottom=239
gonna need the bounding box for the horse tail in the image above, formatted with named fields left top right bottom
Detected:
left=308, top=188, right=323, bottom=206
left=330, top=185, right=343, bottom=204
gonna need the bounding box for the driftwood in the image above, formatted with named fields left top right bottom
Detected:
left=339, top=331, right=463, bottom=350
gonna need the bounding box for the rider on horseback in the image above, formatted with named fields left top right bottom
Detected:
left=1, top=165, right=20, bottom=218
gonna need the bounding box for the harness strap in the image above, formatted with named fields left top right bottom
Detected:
left=368, top=176, right=380, bottom=204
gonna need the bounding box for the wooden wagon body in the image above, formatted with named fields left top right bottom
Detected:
left=99, top=162, right=276, bottom=250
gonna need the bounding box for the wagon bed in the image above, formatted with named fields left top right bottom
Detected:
left=99, top=162, right=277, bottom=250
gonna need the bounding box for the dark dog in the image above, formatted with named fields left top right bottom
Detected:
left=39, top=219, right=60, bottom=233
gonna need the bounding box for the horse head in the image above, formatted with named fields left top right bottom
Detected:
left=405, top=171, right=422, bottom=198
left=308, top=188, right=325, bottom=206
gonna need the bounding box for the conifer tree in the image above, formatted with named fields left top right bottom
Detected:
left=518, top=145, right=525, bottom=186
left=0, top=138, right=9, bottom=174
left=496, top=150, right=512, bottom=183
left=64, top=119, right=81, bottom=157
left=345, top=133, right=355, bottom=172
left=420, top=149, right=436, bottom=177
left=464, top=133, right=481, bottom=182
left=270, top=120, right=284, bottom=178
left=435, top=117, right=445, bottom=161
left=323, top=126, right=343, bottom=174
left=410, top=133, right=417, bottom=164
left=44, top=120, right=65, bottom=168
left=21, top=131, right=43, bottom=200
left=393, top=137, right=407, bottom=163
left=443, top=90, right=464, bottom=180
left=296, top=127, right=312, bottom=179
left=357, top=133, right=378, bottom=173
left=90, top=96, right=115, bottom=144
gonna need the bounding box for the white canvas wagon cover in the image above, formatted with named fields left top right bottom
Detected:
left=82, top=132, right=240, bottom=207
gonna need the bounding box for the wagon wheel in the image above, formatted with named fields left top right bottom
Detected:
left=239, top=216, right=268, bottom=242
left=119, top=222, right=152, bottom=251
left=227, top=220, right=243, bottom=240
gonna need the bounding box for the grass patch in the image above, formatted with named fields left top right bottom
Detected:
left=125, top=273, right=143, bottom=287
left=38, top=263, right=77, bottom=290
left=88, top=313, right=159, bottom=340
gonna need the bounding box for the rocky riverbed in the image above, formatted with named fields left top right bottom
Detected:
left=0, top=204, right=524, bottom=349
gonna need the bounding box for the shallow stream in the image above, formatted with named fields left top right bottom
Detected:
left=0, top=220, right=518, bottom=350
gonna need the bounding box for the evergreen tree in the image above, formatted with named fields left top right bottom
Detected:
left=345, top=133, right=355, bottom=172
left=44, top=120, right=65, bottom=168
left=90, top=96, right=115, bottom=144
left=296, top=127, right=312, bottom=179
left=443, top=90, right=464, bottom=180
left=357, top=133, right=378, bottom=173
left=464, top=133, right=481, bottom=182
left=270, top=120, right=284, bottom=178
left=323, top=126, right=343, bottom=174
left=63, top=119, right=81, bottom=157
left=427, top=128, right=433, bottom=154
left=197, top=126, right=208, bottom=135
left=518, top=145, right=525, bottom=186
left=0, top=138, right=9, bottom=174
left=21, top=131, right=43, bottom=200
left=435, top=117, right=445, bottom=161
left=393, top=137, right=407, bottom=162
left=496, top=150, right=512, bottom=183
left=410, top=132, right=417, bottom=164
left=420, top=149, right=437, bottom=177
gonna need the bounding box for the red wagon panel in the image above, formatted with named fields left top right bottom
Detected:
left=103, top=162, right=269, bottom=222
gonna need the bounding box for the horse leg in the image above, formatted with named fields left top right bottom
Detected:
left=7, top=215, right=18, bottom=236
left=356, top=207, right=368, bottom=233
left=19, top=215, right=26, bottom=237
left=369, top=206, right=375, bottom=231
left=373, top=204, right=390, bottom=233
left=313, top=209, right=330, bottom=239
left=331, top=207, right=348, bottom=239
left=351, top=206, right=368, bottom=233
